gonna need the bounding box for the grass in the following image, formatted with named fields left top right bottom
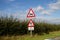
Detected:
left=0, top=31, right=60, bottom=40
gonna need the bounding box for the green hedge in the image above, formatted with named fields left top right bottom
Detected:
left=0, top=16, right=60, bottom=36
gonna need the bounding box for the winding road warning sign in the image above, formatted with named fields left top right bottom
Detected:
left=27, top=8, right=35, bottom=18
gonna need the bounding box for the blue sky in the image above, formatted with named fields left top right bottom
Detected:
left=0, top=0, right=60, bottom=24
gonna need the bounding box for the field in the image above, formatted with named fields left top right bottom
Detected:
left=0, top=31, right=60, bottom=40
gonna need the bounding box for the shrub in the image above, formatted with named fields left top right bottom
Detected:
left=0, top=16, right=60, bottom=36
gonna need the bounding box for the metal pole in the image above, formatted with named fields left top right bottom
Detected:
left=30, top=30, right=32, bottom=37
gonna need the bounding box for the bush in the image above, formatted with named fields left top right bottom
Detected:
left=0, top=16, right=60, bottom=36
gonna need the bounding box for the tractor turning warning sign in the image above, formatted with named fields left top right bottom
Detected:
left=27, top=8, right=35, bottom=18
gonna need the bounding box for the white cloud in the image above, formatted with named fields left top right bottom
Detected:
left=12, top=12, right=26, bottom=17
left=41, top=10, right=50, bottom=15
left=4, top=0, right=15, bottom=3
left=32, top=6, right=50, bottom=15
left=9, top=0, right=15, bottom=1
left=0, top=9, right=27, bottom=19
left=48, top=0, right=60, bottom=11
left=49, top=2, right=60, bottom=10
left=11, top=10, right=27, bottom=20
left=7, top=0, right=15, bottom=2
left=35, top=16, right=60, bottom=24
left=32, top=0, right=60, bottom=16
left=46, top=18, right=60, bottom=24
left=33, top=6, right=44, bottom=12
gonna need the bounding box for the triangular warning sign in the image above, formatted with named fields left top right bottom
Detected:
left=28, top=19, right=34, bottom=27
left=27, top=8, right=35, bottom=18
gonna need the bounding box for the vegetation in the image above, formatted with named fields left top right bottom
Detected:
left=0, top=31, right=60, bottom=40
left=0, top=16, right=60, bottom=36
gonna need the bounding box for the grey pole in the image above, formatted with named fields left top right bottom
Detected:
left=30, top=30, right=32, bottom=37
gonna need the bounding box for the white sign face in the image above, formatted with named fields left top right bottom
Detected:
left=28, top=27, right=34, bottom=30
left=30, top=10, right=33, bottom=13
left=29, top=10, right=34, bottom=16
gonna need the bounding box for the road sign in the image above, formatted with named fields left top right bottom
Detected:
left=27, top=8, right=36, bottom=36
left=27, top=8, right=35, bottom=18
left=28, top=19, right=34, bottom=27
left=28, top=19, right=34, bottom=30
left=28, top=27, right=34, bottom=30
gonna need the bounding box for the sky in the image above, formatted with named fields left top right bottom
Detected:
left=0, top=0, right=60, bottom=24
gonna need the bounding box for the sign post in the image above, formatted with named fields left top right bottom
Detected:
left=27, top=8, right=35, bottom=36
left=30, top=30, right=32, bottom=37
